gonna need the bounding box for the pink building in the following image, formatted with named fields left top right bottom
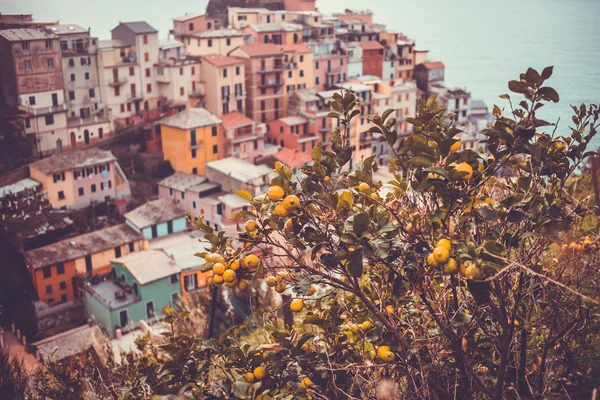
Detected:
left=171, top=13, right=220, bottom=37
left=221, top=112, right=267, bottom=164
left=266, top=115, right=318, bottom=154
left=308, top=39, right=348, bottom=90
left=283, top=0, right=317, bottom=12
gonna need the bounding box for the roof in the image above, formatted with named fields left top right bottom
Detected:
left=173, top=13, right=205, bottom=22
left=280, top=43, right=312, bottom=54
left=24, top=224, right=142, bottom=269
left=98, top=39, right=128, bottom=49
left=292, top=88, right=320, bottom=102
left=159, top=107, right=221, bottom=130
left=336, top=81, right=373, bottom=93
left=447, top=88, right=470, bottom=98
left=49, top=25, right=89, bottom=35
left=193, top=29, right=244, bottom=38
left=201, top=54, right=244, bottom=67
left=0, top=28, right=56, bottom=41
left=124, top=198, right=187, bottom=230
left=117, top=250, right=179, bottom=285
left=188, top=182, right=222, bottom=194
left=273, top=148, right=312, bottom=169
left=220, top=112, right=254, bottom=130
left=115, top=21, right=158, bottom=34
left=235, top=43, right=285, bottom=57
left=358, top=40, right=384, bottom=51
left=207, top=157, right=271, bottom=183
left=421, top=61, right=445, bottom=70
left=228, top=7, right=271, bottom=14
left=471, top=99, right=488, bottom=110
left=0, top=178, right=40, bottom=198
left=351, top=74, right=381, bottom=83
left=158, top=172, right=207, bottom=192
left=162, top=241, right=210, bottom=271
left=159, top=38, right=183, bottom=49
left=219, top=193, right=250, bottom=209
left=247, top=22, right=303, bottom=33
left=32, top=325, right=104, bottom=362
left=30, top=148, right=115, bottom=175
left=279, top=116, right=308, bottom=126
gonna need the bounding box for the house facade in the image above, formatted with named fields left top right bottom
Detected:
left=124, top=198, right=188, bottom=240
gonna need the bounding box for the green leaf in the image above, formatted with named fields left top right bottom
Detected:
left=538, top=87, right=559, bottom=103
left=229, top=210, right=254, bottom=220
left=409, top=156, right=433, bottom=168
left=508, top=80, right=528, bottom=94
left=353, top=212, right=369, bottom=237
left=541, top=66, right=553, bottom=80
left=381, top=109, right=394, bottom=124
left=347, top=248, right=364, bottom=278
left=405, top=117, right=423, bottom=126
left=327, top=111, right=340, bottom=119
left=312, top=141, right=323, bottom=165
left=233, top=190, right=253, bottom=203
left=337, top=190, right=354, bottom=211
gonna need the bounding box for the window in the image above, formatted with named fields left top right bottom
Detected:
left=47, top=58, right=54, bottom=68
left=190, top=129, right=197, bottom=146
left=191, top=66, right=195, bottom=74
left=254, top=140, right=258, bottom=150
left=29, top=96, right=36, bottom=105
left=24, top=60, right=32, bottom=71
left=179, top=67, right=183, bottom=76
left=222, top=103, right=229, bottom=115
left=216, top=204, right=222, bottom=215
left=223, top=68, right=227, bottom=78
left=25, top=118, right=30, bottom=128
left=61, top=294, right=68, bottom=303
left=45, top=39, right=52, bottom=49
left=226, top=38, right=231, bottom=46
left=180, top=87, right=184, bottom=96
left=341, top=58, right=344, bottom=66
left=129, top=242, right=135, bottom=252
left=78, top=187, right=84, bottom=196
left=236, top=66, right=240, bottom=75
left=207, top=22, right=212, bottom=29
left=129, top=66, right=134, bottom=76
left=300, top=55, right=304, bottom=62
left=212, top=144, right=218, bottom=154
left=68, top=91, right=75, bottom=100
left=84, top=71, right=90, bottom=80
left=89, top=88, right=95, bottom=98
left=22, top=41, right=30, bottom=50
left=237, top=100, right=243, bottom=112
left=288, top=71, right=292, bottom=78
left=145, top=68, right=151, bottom=77
left=143, top=34, right=148, bottom=45
left=261, top=101, right=265, bottom=111
left=302, top=142, right=306, bottom=152
left=211, top=126, right=217, bottom=137
left=80, top=57, right=87, bottom=66
left=191, top=149, right=197, bottom=158
left=193, top=200, right=197, bottom=209
left=127, top=103, right=131, bottom=112
left=42, top=266, right=51, bottom=279
left=300, top=70, right=304, bottom=77
left=144, top=52, right=149, bottom=62
left=168, top=220, right=174, bottom=234
left=146, top=83, right=152, bottom=93
left=45, top=114, right=54, bottom=125
left=47, top=298, right=54, bottom=304
left=120, top=104, right=125, bottom=113
left=59, top=281, right=67, bottom=290
left=91, top=184, right=96, bottom=193
left=315, top=77, right=319, bottom=85
left=208, top=39, right=213, bottom=47
left=46, top=285, right=53, bottom=294
left=115, top=246, right=122, bottom=258
left=189, top=22, right=194, bottom=31
left=170, top=275, right=179, bottom=284
left=115, top=86, right=120, bottom=96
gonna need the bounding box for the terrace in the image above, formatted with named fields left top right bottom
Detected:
left=85, top=278, right=141, bottom=311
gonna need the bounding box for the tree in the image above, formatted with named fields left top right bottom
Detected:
left=0, top=346, right=28, bottom=400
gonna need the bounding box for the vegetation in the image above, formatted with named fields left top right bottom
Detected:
left=0, top=345, right=28, bottom=400
left=29, top=68, right=600, bottom=399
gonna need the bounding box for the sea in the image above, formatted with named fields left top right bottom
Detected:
left=3, top=0, right=600, bottom=149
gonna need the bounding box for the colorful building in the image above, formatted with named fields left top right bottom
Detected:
left=171, top=13, right=221, bottom=37
left=158, top=107, right=223, bottom=175
left=227, top=7, right=272, bottom=30
left=200, top=54, right=246, bottom=116
left=221, top=112, right=266, bottom=163
left=283, top=0, right=317, bottom=12
left=308, top=39, right=347, bottom=90
left=29, top=147, right=131, bottom=209
left=359, top=41, right=385, bottom=78
left=414, top=61, right=445, bottom=95
left=156, top=40, right=201, bottom=106
left=24, top=223, right=144, bottom=307
left=181, top=29, right=247, bottom=57
left=244, top=22, right=303, bottom=45
left=266, top=115, right=317, bottom=154
left=288, top=88, right=336, bottom=149
left=124, top=198, right=188, bottom=240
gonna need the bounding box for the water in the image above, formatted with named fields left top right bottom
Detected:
left=3, top=0, right=600, bottom=148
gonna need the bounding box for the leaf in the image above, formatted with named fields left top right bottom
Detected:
left=233, top=190, right=253, bottom=203
left=409, top=156, right=433, bottom=168
left=229, top=210, right=254, bottom=220
left=538, top=87, right=559, bottom=103
left=327, top=112, right=340, bottom=119
left=492, top=105, right=502, bottom=118
left=405, top=117, right=423, bottom=126
left=312, top=141, right=323, bottom=165
left=347, top=248, right=364, bottom=278
left=508, top=80, right=528, bottom=94
left=353, top=213, right=369, bottom=237
left=337, top=190, right=354, bottom=211
left=541, top=66, right=553, bottom=80
left=525, top=68, right=542, bottom=86
left=381, top=108, right=394, bottom=124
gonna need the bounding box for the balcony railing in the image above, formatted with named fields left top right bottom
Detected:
left=127, top=93, right=143, bottom=102
left=235, top=91, right=247, bottom=99
left=259, top=64, right=287, bottom=73
left=19, top=103, right=68, bottom=116
left=259, top=80, right=283, bottom=88
left=108, top=77, right=127, bottom=87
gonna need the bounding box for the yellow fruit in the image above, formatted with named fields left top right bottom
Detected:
left=569, top=241, right=578, bottom=250
left=245, top=254, right=260, bottom=269
left=350, top=324, right=359, bottom=333
left=427, top=253, right=439, bottom=267
left=290, top=299, right=304, bottom=312
left=300, top=377, right=312, bottom=388
left=386, top=305, right=395, bottom=315
left=265, top=276, right=278, bottom=287
left=513, top=319, right=520, bottom=326
left=253, top=366, right=267, bottom=380
left=212, top=263, right=226, bottom=276
left=267, top=185, right=285, bottom=201
left=432, top=247, right=450, bottom=263
left=301, top=343, right=309, bottom=351
left=450, top=141, right=461, bottom=152
left=283, top=195, right=300, bottom=210
left=444, top=258, right=458, bottom=274
left=205, top=253, right=225, bottom=264
left=561, top=244, right=568, bottom=251
left=428, top=140, right=438, bottom=149
left=464, top=309, right=470, bottom=315
left=245, top=220, right=258, bottom=232
left=229, top=260, right=240, bottom=271
left=275, top=282, right=286, bottom=293
left=358, top=182, right=370, bottom=191
left=244, top=372, right=255, bottom=383
left=478, top=365, right=489, bottom=373
left=460, top=262, right=468, bottom=276
left=213, top=275, right=224, bottom=286
left=360, top=321, right=372, bottom=331
left=324, top=176, right=330, bottom=182
left=454, top=162, right=474, bottom=180
left=371, top=193, right=380, bottom=200
left=464, top=264, right=482, bottom=280
left=223, top=269, right=237, bottom=283
left=381, top=351, right=395, bottom=362
left=225, top=279, right=238, bottom=288
left=284, top=218, right=293, bottom=230
left=436, top=238, right=452, bottom=251
left=274, top=203, right=289, bottom=217
left=307, top=284, right=317, bottom=296
left=237, top=280, right=249, bottom=291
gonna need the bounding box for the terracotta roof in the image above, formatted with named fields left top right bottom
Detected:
left=220, top=112, right=254, bottom=130
left=273, top=148, right=313, bottom=169
left=358, top=40, right=384, bottom=51
left=201, top=54, right=244, bottom=67
left=422, top=61, right=445, bottom=69
left=235, top=43, right=285, bottom=57
left=280, top=43, right=312, bottom=54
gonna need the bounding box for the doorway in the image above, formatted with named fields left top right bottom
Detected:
left=70, top=132, right=77, bottom=148
left=56, top=139, right=63, bottom=153
left=119, top=310, right=128, bottom=328
left=84, top=129, right=90, bottom=145
left=85, top=255, right=92, bottom=276
left=52, top=93, right=58, bottom=107
left=146, top=301, right=155, bottom=319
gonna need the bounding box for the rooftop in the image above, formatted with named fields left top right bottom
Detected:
left=25, top=224, right=142, bottom=270
left=471, top=99, right=488, bottom=110
left=86, top=279, right=140, bottom=309
left=279, top=116, right=308, bottom=126
left=421, top=61, right=445, bottom=70
left=292, top=88, right=320, bottom=103
left=162, top=241, right=210, bottom=272
left=30, top=148, right=116, bottom=175
left=336, top=81, right=373, bottom=93
left=125, top=198, right=187, bottom=230
left=228, top=7, right=271, bottom=14
left=201, top=54, right=244, bottom=67
left=0, top=178, right=40, bottom=198
left=158, top=38, right=183, bottom=49
left=114, top=21, right=158, bottom=35
left=219, top=193, right=250, bottom=209
left=221, top=112, right=254, bottom=130
left=0, top=28, right=56, bottom=41
left=116, top=250, right=179, bottom=285
left=49, top=24, right=89, bottom=35
left=273, top=148, right=312, bottom=169
left=358, top=40, right=384, bottom=51
left=280, top=43, right=312, bottom=54
left=447, top=88, right=470, bottom=98
left=172, top=12, right=205, bottom=22
left=158, top=172, right=207, bottom=192
left=193, top=29, right=244, bottom=38
left=159, top=107, right=222, bottom=130
left=188, top=182, right=222, bottom=194
left=32, top=325, right=104, bottom=362
left=207, top=157, right=271, bottom=183
left=247, top=22, right=303, bottom=33
left=98, top=39, right=129, bottom=49
left=235, top=43, right=285, bottom=57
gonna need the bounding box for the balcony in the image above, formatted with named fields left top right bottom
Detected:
left=156, top=74, right=169, bottom=83
left=259, top=80, right=283, bottom=88
left=221, top=94, right=231, bottom=102
left=19, top=103, right=68, bottom=116
left=235, top=91, right=247, bottom=99
left=108, top=77, right=127, bottom=87
left=127, top=93, right=143, bottom=102
left=259, top=64, right=287, bottom=73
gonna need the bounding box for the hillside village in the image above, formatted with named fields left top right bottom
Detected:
left=0, top=0, right=493, bottom=366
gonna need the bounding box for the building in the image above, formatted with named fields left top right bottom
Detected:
left=181, top=29, right=247, bottom=57
left=446, top=88, right=471, bottom=129
left=221, top=111, right=266, bottom=162
left=359, top=41, right=384, bottom=78
left=0, top=28, right=69, bottom=155
left=308, top=39, right=348, bottom=90
left=414, top=61, right=445, bottom=95
left=395, top=35, right=415, bottom=80
left=206, top=157, right=271, bottom=196
left=171, top=13, right=221, bottom=37
left=244, top=22, right=303, bottom=45
left=288, top=88, right=335, bottom=148
left=464, top=99, right=493, bottom=151
left=156, top=39, right=201, bottom=107
left=32, top=324, right=104, bottom=363
left=283, top=0, right=317, bottom=12
left=24, top=223, right=144, bottom=307
left=200, top=54, right=246, bottom=116
left=281, top=43, right=314, bottom=109
left=51, top=24, right=111, bottom=148
left=227, top=7, right=272, bottom=29
left=266, top=115, right=317, bottom=154
left=345, top=42, right=363, bottom=78
left=158, top=107, right=223, bottom=175
left=124, top=198, right=188, bottom=240
left=158, top=172, right=217, bottom=214
left=29, top=147, right=131, bottom=209
left=0, top=178, right=44, bottom=222
left=332, top=10, right=374, bottom=26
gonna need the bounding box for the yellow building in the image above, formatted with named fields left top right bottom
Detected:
left=159, top=108, right=223, bottom=175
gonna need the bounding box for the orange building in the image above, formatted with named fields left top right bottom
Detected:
left=24, top=224, right=145, bottom=306
left=359, top=41, right=385, bottom=78
left=266, top=115, right=317, bottom=153
left=159, top=107, right=223, bottom=175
